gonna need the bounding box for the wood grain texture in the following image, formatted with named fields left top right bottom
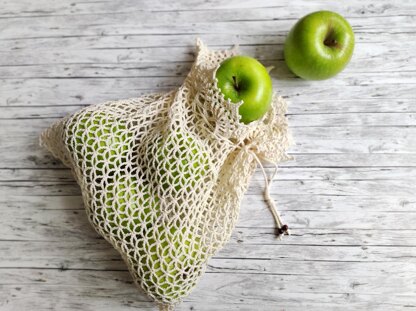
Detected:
left=1, top=0, right=416, bottom=310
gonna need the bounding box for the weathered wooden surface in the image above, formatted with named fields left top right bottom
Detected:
left=1, top=0, right=415, bottom=310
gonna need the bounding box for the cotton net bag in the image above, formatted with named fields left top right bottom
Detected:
left=40, top=39, right=292, bottom=310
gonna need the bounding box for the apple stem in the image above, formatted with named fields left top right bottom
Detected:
left=266, top=66, right=275, bottom=73
left=232, top=75, right=239, bottom=90
left=324, top=38, right=338, bottom=47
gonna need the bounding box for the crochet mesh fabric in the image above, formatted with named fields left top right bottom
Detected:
left=40, top=39, right=291, bottom=310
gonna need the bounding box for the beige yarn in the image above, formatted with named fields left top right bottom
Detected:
left=40, top=39, right=292, bottom=310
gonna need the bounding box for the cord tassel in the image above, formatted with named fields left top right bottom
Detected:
left=252, top=153, right=289, bottom=238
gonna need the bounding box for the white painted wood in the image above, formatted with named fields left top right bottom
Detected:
left=1, top=0, right=416, bottom=310
left=2, top=269, right=415, bottom=311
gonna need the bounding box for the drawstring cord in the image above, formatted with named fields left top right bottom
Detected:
left=167, top=109, right=289, bottom=239
left=249, top=150, right=290, bottom=239
left=230, top=141, right=289, bottom=239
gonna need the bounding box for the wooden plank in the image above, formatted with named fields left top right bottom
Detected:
left=2, top=239, right=416, bottom=273
left=4, top=118, right=416, bottom=149
left=1, top=0, right=416, bottom=18
left=18, top=121, right=403, bottom=147
left=0, top=33, right=414, bottom=77
left=0, top=29, right=410, bottom=50
left=2, top=204, right=416, bottom=240
left=0, top=269, right=415, bottom=311
left=1, top=8, right=415, bottom=41
left=284, top=153, right=416, bottom=167
left=3, top=167, right=416, bottom=182
left=2, top=150, right=416, bottom=169
left=0, top=177, right=414, bottom=196
left=1, top=268, right=414, bottom=297
left=3, top=107, right=416, bottom=130
left=1, top=58, right=414, bottom=81
left=3, top=99, right=416, bottom=120
left=1, top=192, right=414, bottom=213
left=2, top=122, right=416, bottom=168
left=2, top=78, right=415, bottom=108
left=0, top=191, right=415, bottom=241
left=1, top=41, right=415, bottom=75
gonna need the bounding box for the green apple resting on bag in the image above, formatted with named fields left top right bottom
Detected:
left=215, top=55, right=273, bottom=124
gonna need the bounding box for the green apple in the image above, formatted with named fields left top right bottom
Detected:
left=153, top=132, right=209, bottom=193
left=284, top=10, right=355, bottom=80
left=138, top=223, right=205, bottom=301
left=215, top=56, right=273, bottom=124
left=67, top=113, right=206, bottom=302
left=66, top=111, right=133, bottom=178
left=67, top=112, right=153, bottom=240
left=99, top=176, right=158, bottom=239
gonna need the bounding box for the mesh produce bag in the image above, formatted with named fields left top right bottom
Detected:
left=40, top=39, right=292, bottom=310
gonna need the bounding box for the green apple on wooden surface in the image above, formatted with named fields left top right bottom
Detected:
left=284, top=10, right=355, bottom=80
left=215, top=56, right=273, bottom=124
